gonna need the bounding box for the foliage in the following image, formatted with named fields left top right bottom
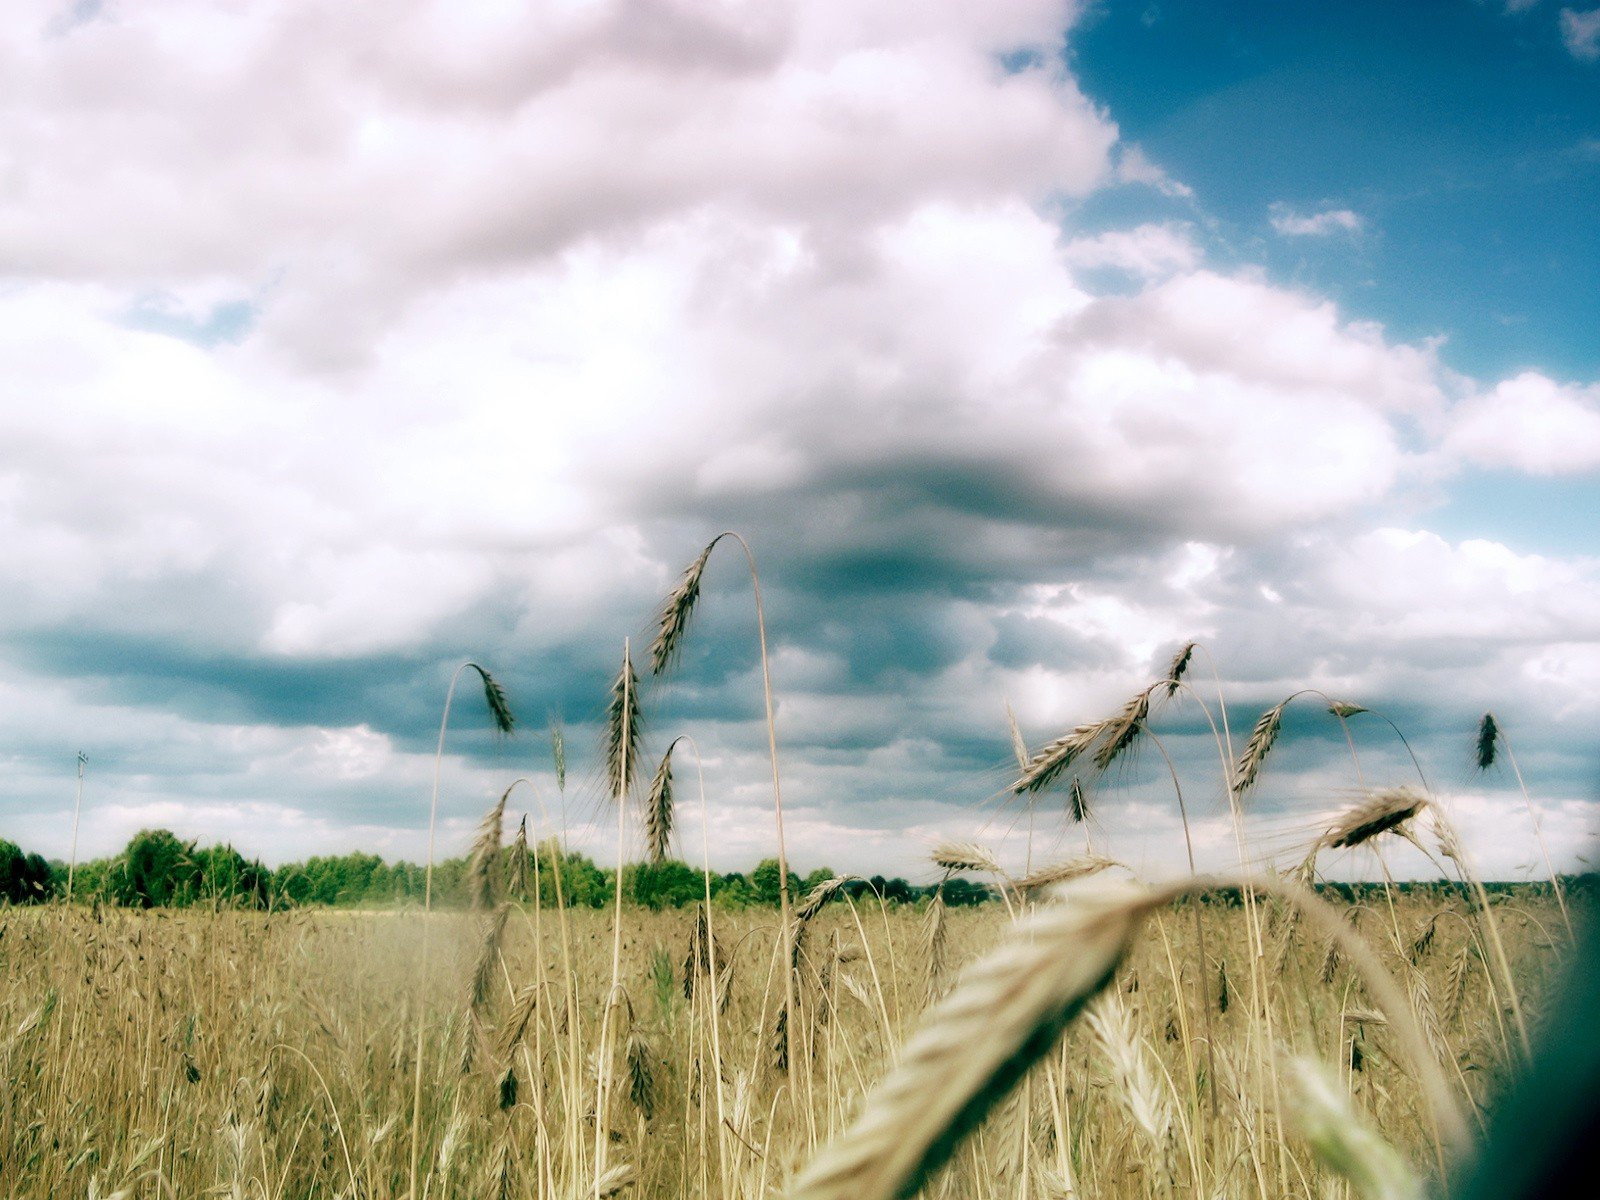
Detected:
left=0, top=839, right=55, bottom=905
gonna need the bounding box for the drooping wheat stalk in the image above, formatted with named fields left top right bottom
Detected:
left=506, top=815, right=530, bottom=899
left=785, top=880, right=1149, bottom=1200
left=1285, top=1055, right=1423, bottom=1200
left=645, top=742, right=678, bottom=866
left=410, top=660, right=517, bottom=1200
left=1318, top=787, right=1428, bottom=851
left=469, top=902, right=512, bottom=1016
left=1013, top=684, right=1154, bottom=793
left=1475, top=712, right=1499, bottom=771
left=1163, top=641, right=1196, bottom=698
left=1012, top=722, right=1100, bottom=793
left=1013, top=855, right=1117, bottom=896
left=929, top=841, right=1003, bottom=877
left=1092, top=687, right=1152, bottom=772
left=467, top=787, right=510, bottom=912
left=648, top=532, right=801, bottom=1098
left=785, top=872, right=1471, bottom=1200
left=1234, top=698, right=1288, bottom=798
left=650, top=540, right=716, bottom=675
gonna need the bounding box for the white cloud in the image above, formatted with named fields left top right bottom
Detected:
left=0, top=0, right=1597, bottom=881
left=1114, top=144, right=1194, bottom=197
left=1560, top=7, right=1600, bottom=60
left=1444, top=372, right=1600, bottom=474
left=1, top=0, right=1116, bottom=367
left=1269, top=204, right=1364, bottom=237
left=1063, top=222, right=1199, bottom=277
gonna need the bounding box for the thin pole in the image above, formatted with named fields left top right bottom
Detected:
left=66, top=751, right=86, bottom=901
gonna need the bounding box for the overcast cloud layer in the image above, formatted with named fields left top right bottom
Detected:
left=2, top=0, right=1597, bottom=882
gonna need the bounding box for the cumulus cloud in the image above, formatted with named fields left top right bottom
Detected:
left=1444, top=372, right=1600, bottom=474
left=0, top=0, right=1596, bottom=879
left=1063, top=222, right=1199, bottom=278
left=1560, top=7, right=1600, bottom=60
left=1269, top=204, right=1364, bottom=237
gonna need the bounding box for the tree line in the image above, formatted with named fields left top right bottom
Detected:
left=0, top=830, right=992, bottom=911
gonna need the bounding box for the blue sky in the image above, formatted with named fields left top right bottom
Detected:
left=1076, top=1, right=1600, bottom=376
left=0, top=0, right=1596, bottom=882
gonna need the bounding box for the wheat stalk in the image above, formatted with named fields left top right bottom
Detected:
left=506, top=815, right=530, bottom=899
left=1234, top=698, right=1288, bottom=797
left=929, top=841, right=1004, bottom=877
left=467, top=789, right=509, bottom=912
left=1003, top=700, right=1029, bottom=770
left=1013, top=855, right=1117, bottom=896
left=1012, top=723, right=1100, bottom=794
left=785, top=881, right=1149, bottom=1200
left=1318, top=788, right=1428, bottom=851
left=1069, top=778, right=1089, bottom=823
left=1475, top=712, right=1499, bottom=771
left=607, top=645, right=643, bottom=802
left=1284, top=1055, right=1423, bottom=1200
left=1013, top=684, right=1154, bottom=792
left=1163, top=641, right=1196, bottom=697
left=645, top=744, right=676, bottom=866
left=410, top=659, right=518, bottom=1199
left=651, top=540, right=717, bottom=675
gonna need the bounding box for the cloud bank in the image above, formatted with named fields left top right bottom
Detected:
left=1, top=0, right=1595, bottom=882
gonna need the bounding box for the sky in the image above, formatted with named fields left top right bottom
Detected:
left=1, top=0, right=1597, bottom=884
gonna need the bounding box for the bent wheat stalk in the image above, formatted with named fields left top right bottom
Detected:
left=786, top=874, right=1469, bottom=1200
left=651, top=531, right=800, bottom=1099
left=410, top=661, right=515, bottom=1200
left=786, top=881, right=1147, bottom=1200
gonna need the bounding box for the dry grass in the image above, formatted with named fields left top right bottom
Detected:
left=0, top=883, right=1568, bottom=1199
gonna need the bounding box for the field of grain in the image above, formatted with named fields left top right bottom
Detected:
left=0, top=884, right=1569, bottom=1200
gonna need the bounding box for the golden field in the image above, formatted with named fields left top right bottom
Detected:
left=0, top=886, right=1571, bottom=1200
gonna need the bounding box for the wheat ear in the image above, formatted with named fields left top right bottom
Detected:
left=785, top=881, right=1148, bottom=1200
left=606, top=645, right=643, bottom=801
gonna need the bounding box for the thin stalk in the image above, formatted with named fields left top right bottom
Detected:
left=595, top=638, right=634, bottom=1196
left=1495, top=727, right=1573, bottom=937
left=66, top=751, right=86, bottom=902
left=408, top=659, right=511, bottom=1200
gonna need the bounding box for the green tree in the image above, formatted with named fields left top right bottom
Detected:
left=112, top=829, right=200, bottom=907
left=624, top=860, right=708, bottom=909
left=0, top=839, right=55, bottom=904
left=751, top=858, right=800, bottom=906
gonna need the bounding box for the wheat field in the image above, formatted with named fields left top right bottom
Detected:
left=0, top=882, right=1569, bottom=1200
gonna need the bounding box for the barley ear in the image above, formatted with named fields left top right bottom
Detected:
left=785, top=881, right=1148, bottom=1200
left=651, top=540, right=717, bottom=675
left=929, top=841, right=1003, bottom=877
left=1319, top=788, right=1428, bottom=851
